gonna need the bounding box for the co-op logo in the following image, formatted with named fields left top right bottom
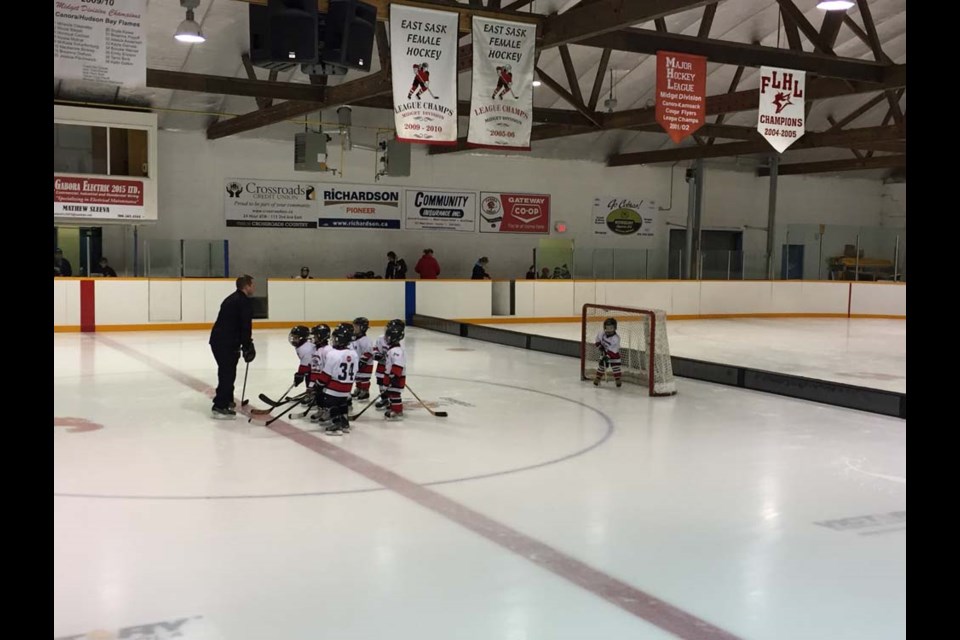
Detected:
left=226, top=182, right=316, bottom=201
left=506, top=197, right=545, bottom=224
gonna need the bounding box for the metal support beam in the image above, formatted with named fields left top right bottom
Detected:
left=539, top=0, right=713, bottom=48
left=587, top=48, right=612, bottom=111
left=575, top=29, right=894, bottom=83
left=766, top=155, right=778, bottom=279
left=685, top=160, right=704, bottom=280
left=535, top=67, right=601, bottom=127
left=756, top=154, right=906, bottom=176
left=774, top=0, right=834, bottom=54
left=696, top=2, right=717, bottom=38
left=607, top=124, right=904, bottom=166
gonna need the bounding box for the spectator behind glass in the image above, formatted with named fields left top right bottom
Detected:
left=54, top=248, right=73, bottom=277
left=385, top=251, right=408, bottom=279
left=540, top=267, right=551, bottom=279
left=295, top=266, right=313, bottom=279
left=414, top=249, right=441, bottom=279
left=525, top=265, right=536, bottom=280
left=95, top=257, right=117, bottom=277
left=472, top=257, right=491, bottom=280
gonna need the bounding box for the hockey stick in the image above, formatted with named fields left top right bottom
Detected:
left=264, top=399, right=304, bottom=426
left=240, top=362, right=250, bottom=407
left=404, top=383, right=448, bottom=418
left=258, top=384, right=298, bottom=407
left=425, top=85, right=439, bottom=99
left=248, top=386, right=303, bottom=418
left=348, top=392, right=386, bottom=421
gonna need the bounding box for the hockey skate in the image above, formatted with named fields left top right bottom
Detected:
left=323, top=424, right=343, bottom=436
left=211, top=405, right=236, bottom=419
left=383, top=410, right=404, bottom=422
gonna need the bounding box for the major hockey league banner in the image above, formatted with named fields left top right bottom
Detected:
left=468, top=16, right=536, bottom=150
left=757, top=66, right=805, bottom=153
left=390, top=4, right=459, bottom=145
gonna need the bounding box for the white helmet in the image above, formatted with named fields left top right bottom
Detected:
left=502, top=64, right=511, bottom=72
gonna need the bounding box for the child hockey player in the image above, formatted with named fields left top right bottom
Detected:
left=288, top=324, right=314, bottom=405
left=314, top=323, right=357, bottom=435
left=373, top=318, right=405, bottom=403
left=350, top=316, right=375, bottom=401
left=381, top=321, right=407, bottom=421
left=594, top=317, right=622, bottom=388
left=307, top=324, right=332, bottom=420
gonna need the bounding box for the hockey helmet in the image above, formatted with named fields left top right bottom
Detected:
left=310, top=323, right=331, bottom=346
left=353, top=316, right=370, bottom=336
left=288, top=324, right=310, bottom=347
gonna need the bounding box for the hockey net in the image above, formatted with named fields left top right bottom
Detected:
left=580, top=304, right=677, bottom=396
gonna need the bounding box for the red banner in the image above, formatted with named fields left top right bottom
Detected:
left=656, top=51, right=707, bottom=143
left=479, top=192, right=550, bottom=234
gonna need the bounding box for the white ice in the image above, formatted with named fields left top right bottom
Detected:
left=54, top=327, right=906, bottom=640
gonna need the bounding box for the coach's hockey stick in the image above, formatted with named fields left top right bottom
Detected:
left=240, top=362, right=250, bottom=407
left=405, top=383, right=448, bottom=418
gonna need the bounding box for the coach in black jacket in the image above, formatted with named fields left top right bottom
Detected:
left=209, top=275, right=256, bottom=417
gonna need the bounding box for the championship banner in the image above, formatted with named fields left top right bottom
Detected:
left=224, top=178, right=318, bottom=229
left=390, top=4, right=459, bottom=145
left=404, top=189, right=477, bottom=232
left=758, top=67, right=805, bottom=153
left=591, top=196, right=661, bottom=248
left=656, top=51, right=706, bottom=143
left=467, top=16, right=536, bottom=150
left=479, top=192, right=550, bottom=234
left=318, top=183, right=401, bottom=229
left=54, top=0, right=147, bottom=88
left=55, top=176, right=149, bottom=221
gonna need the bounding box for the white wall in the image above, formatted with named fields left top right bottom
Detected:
left=125, top=131, right=886, bottom=283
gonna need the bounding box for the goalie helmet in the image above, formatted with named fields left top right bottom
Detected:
left=353, top=317, right=370, bottom=336
left=288, top=325, right=310, bottom=347
left=603, top=318, right=617, bottom=334
left=385, top=322, right=405, bottom=346
left=332, top=323, right=353, bottom=349
left=310, top=323, right=331, bottom=346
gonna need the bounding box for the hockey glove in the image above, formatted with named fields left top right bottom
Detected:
left=294, top=372, right=305, bottom=387
left=242, top=343, right=256, bottom=363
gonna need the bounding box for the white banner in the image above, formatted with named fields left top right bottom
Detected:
left=404, top=189, right=477, bottom=232
left=54, top=0, right=147, bottom=88
left=390, top=5, right=459, bottom=145
left=591, top=196, right=661, bottom=247
left=224, top=178, right=319, bottom=229
left=318, top=183, right=402, bottom=229
left=757, top=67, right=805, bottom=153
left=55, top=175, right=151, bottom=221
left=468, top=16, right=536, bottom=150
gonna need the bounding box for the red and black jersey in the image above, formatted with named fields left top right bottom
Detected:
left=414, top=65, right=430, bottom=83
left=498, top=70, right=513, bottom=84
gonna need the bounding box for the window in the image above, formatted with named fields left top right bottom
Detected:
left=54, top=124, right=149, bottom=177
left=54, top=124, right=107, bottom=175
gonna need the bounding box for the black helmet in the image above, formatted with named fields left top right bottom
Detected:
left=385, top=322, right=405, bottom=345
left=310, top=324, right=331, bottom=346
left=386, top=318, right=405, bottom=331
left=332, top=323, right=353, bottom=349
left=353, top=317, right=369, bottom=336
left=603, top=318, right=617, bottom=332
left=288, top=325, right=310, bottom=347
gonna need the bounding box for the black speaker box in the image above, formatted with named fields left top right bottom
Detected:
left=321, top=0, right=377, bottom=71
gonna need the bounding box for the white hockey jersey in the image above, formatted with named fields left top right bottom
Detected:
left=384, top=345, right=407, bottom=389
left=372, top=335, right=390, bottom=361
left=310, top=344, right=334, bottom=383
left=351, top=334, right=374, bottom=362
left=318, top=348, right=357, bottom=398
left=595, top=331, right=621, bottom=358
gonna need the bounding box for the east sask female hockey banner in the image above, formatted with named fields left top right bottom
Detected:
left=390, top=4, right=459, bottom=145
left=468, top=16, right=535, bottom=150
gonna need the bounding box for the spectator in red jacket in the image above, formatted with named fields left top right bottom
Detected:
left=414, top=249, right=441, bottom=279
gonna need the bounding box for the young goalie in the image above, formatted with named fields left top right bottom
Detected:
left=594, top=317, right=622, bottom=388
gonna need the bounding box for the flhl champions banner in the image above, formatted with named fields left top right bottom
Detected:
left=468, top=16, right=536, bottom=150
left=757, top=67, right=805, bottom=153
left=390, top=5, right=459, bottom=145
left=592, top=197, right=661, bottom=247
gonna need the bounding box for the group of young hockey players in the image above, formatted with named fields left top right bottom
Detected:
left=285, top=317, right=407, bottom=436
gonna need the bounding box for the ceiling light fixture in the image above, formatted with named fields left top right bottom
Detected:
left=175, top=0, right=206, bottom=44
left=816, top=1, right=855, bottom=10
